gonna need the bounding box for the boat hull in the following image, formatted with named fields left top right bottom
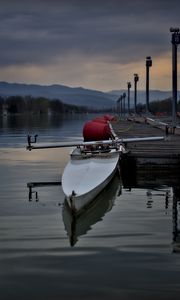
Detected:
left=62, top=149, right=120, bottom=212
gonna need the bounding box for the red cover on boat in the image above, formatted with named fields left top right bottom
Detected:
left=83, top=121, right=111, bottom=141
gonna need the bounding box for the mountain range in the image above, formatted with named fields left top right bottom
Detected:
left=0, top=81, right=178, bottom=108
left=0, top=81, right=116, bottom=108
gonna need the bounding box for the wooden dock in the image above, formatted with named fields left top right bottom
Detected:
left=111, top=116, right=180, bottom=189
left=112, top=117, right=180, bottom=167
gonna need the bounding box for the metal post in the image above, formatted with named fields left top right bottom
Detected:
left=172, top=43, right=177, bottom=124
left=134, top=74, right=139, bottom=114
left=170, top=27, right=180, bottom=127
left=120, top=95, right=123, bottom=118
left=117, top=97, right=120, bottom=117
left=116, top=99, right=119, bottom=115
left=127, top=82, right=131, bottom=114
left=146, top=56, right=152, bottom=114
left=123, top=92, right=126, bottom=118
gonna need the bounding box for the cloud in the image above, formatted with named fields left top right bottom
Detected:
left=0, top=0, right=180, bottom=90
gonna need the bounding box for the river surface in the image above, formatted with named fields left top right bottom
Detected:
left=0, top=114, right=180, bottom=300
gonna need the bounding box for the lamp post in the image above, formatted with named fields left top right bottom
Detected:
left=170, top=27, right=180, bottom=127
left=122, top=92, right=126, bottom=118
left=146, top=56, right=152, bottom=114
left=127, top=82, right=131, bottom=114
left=117, top=97, right=121, bottom=117
left=120, top=95, right=123, bottom=118
left=134, top=73, right=139, bottom=114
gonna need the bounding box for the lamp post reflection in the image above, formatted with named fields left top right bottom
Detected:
left=172, top=187, right=180, bottom=252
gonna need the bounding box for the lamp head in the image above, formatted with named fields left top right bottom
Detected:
left=170, top=27, right=180, bottom=33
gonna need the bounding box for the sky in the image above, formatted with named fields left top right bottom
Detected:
left=0, top=0, right=180, bottom=92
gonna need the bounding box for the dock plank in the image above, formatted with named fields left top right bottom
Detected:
left=112, top=118, right=180, bottom=164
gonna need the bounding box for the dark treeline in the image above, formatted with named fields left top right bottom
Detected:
left=137, top=97, right=180, bottom=115
left=1, top=95, right=177, bottom=116
left=0, top=95, right=113, bottom=115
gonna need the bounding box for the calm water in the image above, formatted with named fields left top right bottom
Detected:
left=0, top=114, right=180, bottom=300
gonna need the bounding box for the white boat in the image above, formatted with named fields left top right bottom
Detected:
left=26, top=124, right=164, bottom=213
left=62, top=145, right=121, bottom=212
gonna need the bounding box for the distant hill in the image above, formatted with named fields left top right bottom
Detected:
left=0, top=82, right=178, bottom=109
left=0, top=82, right=116, bottom=109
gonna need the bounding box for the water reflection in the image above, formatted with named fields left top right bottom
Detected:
left=146, top=189, right=171, bottom=210
left=27, top=174, right=121, bottom=246
left=172, top=187, right=180, bottom=252
left=121, top=158, right=180, bottom=189
left=0, top=113, right=102, bottom=131
left=28, top=181, right=61, bottom=202
left=62, top=174, right=121, bottom=246
left=0, top=113, right=100, bottom=147
left=26, top=160, right=180, bottom=251
left=121, top=162, right=180, bottom=253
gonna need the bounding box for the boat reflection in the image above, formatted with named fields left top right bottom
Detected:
left=62, top=174, right=121, bottom=247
